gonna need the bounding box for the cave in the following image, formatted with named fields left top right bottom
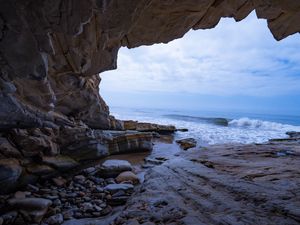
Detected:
left=0, top=1, right=300, bottom=224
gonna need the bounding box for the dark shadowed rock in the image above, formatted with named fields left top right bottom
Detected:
left=42, top=156, right=79, bottom=171
left=0, top=159, right=22, bottom=194
left=0, top=137, right=21, bottom=158
left=286, top=131, right=300, bottom=139
left=8, top=197, right=52, bottom=223
left=59, top=127, right=110, bottom=161
left=9, top=129, right=59, bottom=157
left=26, top=164, right=56, bottom=176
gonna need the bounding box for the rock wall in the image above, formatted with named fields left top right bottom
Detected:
left=0, top=127, right=153, bottom=194
left=0, top=0, right=299, bottom=130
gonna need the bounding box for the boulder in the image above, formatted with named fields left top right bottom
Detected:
left=42, top=156, right=79, bottom=171
left=286, top=131, right=300, bottom=139
left=176, top=138, right=197, bottom=150
left=59, top=127, right=109, bottom=161
left=97, top=160, right=132, bottom=178
left=8, top=198, right=52, bottom=223
left=26, top=164, right=56, bottom=176
left=116, top=171, right=140, bottom=185
left=0, top=159, right=22, bottom=194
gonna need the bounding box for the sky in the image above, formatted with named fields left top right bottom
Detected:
left=100, top=11, right=300, bottom=116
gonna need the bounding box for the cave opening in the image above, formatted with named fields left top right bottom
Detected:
left=100, top=11, right=300, bottom=145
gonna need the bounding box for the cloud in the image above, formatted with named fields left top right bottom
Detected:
left=101, top=11, right=300, bottom=97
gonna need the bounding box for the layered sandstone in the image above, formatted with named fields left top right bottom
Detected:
left=0, top=128, right=153, bottom=194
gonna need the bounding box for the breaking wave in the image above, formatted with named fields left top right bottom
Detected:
left=228, top=117, right=300, bottom=131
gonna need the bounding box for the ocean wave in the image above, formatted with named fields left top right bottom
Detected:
left=228, top=117, right=300, bottom=131
left=164, top=114, right=229, bottom=126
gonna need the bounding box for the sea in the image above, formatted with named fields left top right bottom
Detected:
left=109, top=106, right=300, bottom=146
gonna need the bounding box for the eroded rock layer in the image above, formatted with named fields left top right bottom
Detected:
left=113, top=140, right=300, bottom=225
left=0, top=0, right=300, bottom=129
left=0, top=127, right=153, bottom=194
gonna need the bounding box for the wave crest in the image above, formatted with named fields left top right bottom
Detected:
left=228, top=117, right=297, bottom=130
left=164, top=114, right=229, bottom=126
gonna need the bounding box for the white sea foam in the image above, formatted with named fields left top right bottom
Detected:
left=110, top=108, right=300, bottom=145
left=228, top=117, right=300, bottom=131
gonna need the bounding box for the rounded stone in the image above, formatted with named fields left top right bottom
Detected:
left=116, top=171, right=140, bottom=184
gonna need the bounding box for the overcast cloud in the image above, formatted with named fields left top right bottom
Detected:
left=100, top=11, right=300, bottom=112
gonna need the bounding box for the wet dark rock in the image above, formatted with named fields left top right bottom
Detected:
left=286, top=131, right=300, bottom=139
left=176, top=138, right=197, bottom=150
left=176, top=128, right=189, bottom=132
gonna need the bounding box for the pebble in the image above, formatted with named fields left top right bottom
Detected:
left=62, top=210, right=74, bottom=220
left=82, top=202, right=93, bottom=212
left=73, top=175, right=86, bottom=184
left=27, top=184, right=39, bottom=192
left=52, top=177, right=67, bottom=187
left=1, top=163, right=137, bottom=224
left=46, top=213, right=64, bottom=225
left=14, top=191, right=27, bottom=199
left=83, top=167, right=96, bottom=174
left=116, top=171, right=140, bottom=184
left=53, top=199, right=61, bottom=207
left=104, top=183, right=134, bottom=194
left=1, top=211, right=17, bottom=224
